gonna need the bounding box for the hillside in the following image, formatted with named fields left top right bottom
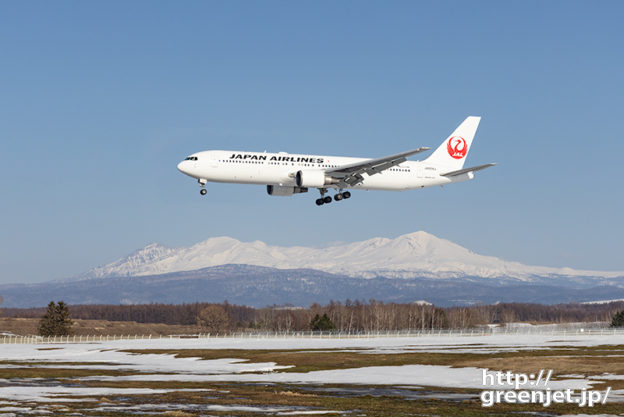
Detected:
left=3, top=264, right=624, bottom=308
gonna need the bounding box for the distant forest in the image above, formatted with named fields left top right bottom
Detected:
left=3, top=300, right=624, bottom=331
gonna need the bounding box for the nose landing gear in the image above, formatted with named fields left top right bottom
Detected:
left=198, top=178, right=207, bottom=196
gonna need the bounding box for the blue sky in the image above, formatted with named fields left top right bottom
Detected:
left=1, top=1, right=623, bottom=284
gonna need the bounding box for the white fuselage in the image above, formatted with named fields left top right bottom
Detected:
left=177, top=150, right=473, bottom=191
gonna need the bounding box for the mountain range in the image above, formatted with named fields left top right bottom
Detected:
left=2, top=232, right=623, bottom=308
left=76, top=231, right=623, bottom=281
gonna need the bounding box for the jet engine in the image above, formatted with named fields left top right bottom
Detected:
left=295, top=170, right=338, bottom=188
left=266, top=185, right=308, bottom=196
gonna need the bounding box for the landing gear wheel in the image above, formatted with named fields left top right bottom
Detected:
left=323, top=196, right=332, bottom=204
left=315, top=198, right=324, bottom=206
left=334, top=193, right=343, bottom=201
left=200, top=189, right=207, bottom=196
left=342, top=191, right=351, bottom=199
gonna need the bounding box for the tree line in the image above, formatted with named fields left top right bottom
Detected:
left=4, top=299, right=624, bottom=332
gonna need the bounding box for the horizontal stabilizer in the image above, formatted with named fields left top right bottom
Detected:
left=441, top=163, right=496, bottom=177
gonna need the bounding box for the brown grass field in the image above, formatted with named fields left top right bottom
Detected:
left=1, top=337, right=624, bottom=416
left=0, top=317, right=198, bottom=336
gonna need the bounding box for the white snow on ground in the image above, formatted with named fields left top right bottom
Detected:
left=603, top=389, right=624, bottom=403
left=84, top=364, right=591, bottom=390
left=0, top=386, right=192, bottom=402
left=2, top=334, right=624, bottom=403
left=87, top=403, right=341, bottom=415
left=197, top=405, right=341, bottom=415
left=593, top=374, right=624, bottom=380
left=0, top=344, right=291, bottom=374
left=0, top=408, right=35, bottom=413
left=4, top=356, right=290, bottom=374
left=560, top=415, right=623, bottom=417
left=3, top=332, right=622, bottom=354
left=2, top=333, right=624, bottom=371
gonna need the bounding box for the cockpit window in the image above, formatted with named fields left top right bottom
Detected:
left=184, top=156, right=198, bottom=161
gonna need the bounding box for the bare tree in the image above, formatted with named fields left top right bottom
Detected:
left=196, top=305, right=230, bottom=333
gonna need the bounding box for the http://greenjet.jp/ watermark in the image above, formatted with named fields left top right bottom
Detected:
left=480, top=369, right=611, bottom=407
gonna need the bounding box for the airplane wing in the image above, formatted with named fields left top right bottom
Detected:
left=325, top=147, right=430, bottom=187
left=441, top=163, right=497, bottom=177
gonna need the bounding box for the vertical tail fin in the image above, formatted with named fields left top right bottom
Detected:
left=424, top=116, right=481, bottom=170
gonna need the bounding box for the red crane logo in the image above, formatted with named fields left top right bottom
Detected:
left=447, top=136, right=467, bottom=159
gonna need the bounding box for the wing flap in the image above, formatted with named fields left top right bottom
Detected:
left=324, top=147, right=430, bottom=187
left=327, top=147, right=429, bottom=175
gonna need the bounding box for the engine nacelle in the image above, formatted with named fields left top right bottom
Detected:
left=266, top=185, right=308, bottom=196
left=295, top=170, right=337, bottom=188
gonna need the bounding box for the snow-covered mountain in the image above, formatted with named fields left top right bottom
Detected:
left=76, top=231, right=623, bottom=281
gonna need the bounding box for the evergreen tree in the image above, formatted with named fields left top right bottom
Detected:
left=309, top=313, right=336, bottom=331
left=612, top=310, right=624, bottom=327
left=38, top=301, right=73, bottom=336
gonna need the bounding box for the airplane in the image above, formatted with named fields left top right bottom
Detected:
left=177, top=116, right=495, bottom=206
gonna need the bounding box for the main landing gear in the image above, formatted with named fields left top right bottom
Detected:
left=333, top=191, right=351, bottom=201
left=315, top=189, right=351, bottom=206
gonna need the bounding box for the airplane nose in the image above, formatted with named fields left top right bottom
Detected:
left=177, top=161, right=188, bottom=174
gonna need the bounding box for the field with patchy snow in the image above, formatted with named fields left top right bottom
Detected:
left=2, top=333, right=624, bottom=416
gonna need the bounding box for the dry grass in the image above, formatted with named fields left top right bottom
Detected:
left=3, top=343, right=624, bottom=416
left=119, top=345, right=624, bottom=374
left=0, top=362, right=138, bottom=379
left=459, top=354, right=624, bottom=377
left=163, top=411, right=196, bottom=417
left=70, top=381, right=624, bottom=416
left=119, top=348, right=468, bottom=373
left=0, top=317, right=198, bottom=336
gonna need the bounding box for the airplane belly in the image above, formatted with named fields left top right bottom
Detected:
left=254, top=167, right=293, bottom=185
left=200, top=165, right=295, bottom=186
